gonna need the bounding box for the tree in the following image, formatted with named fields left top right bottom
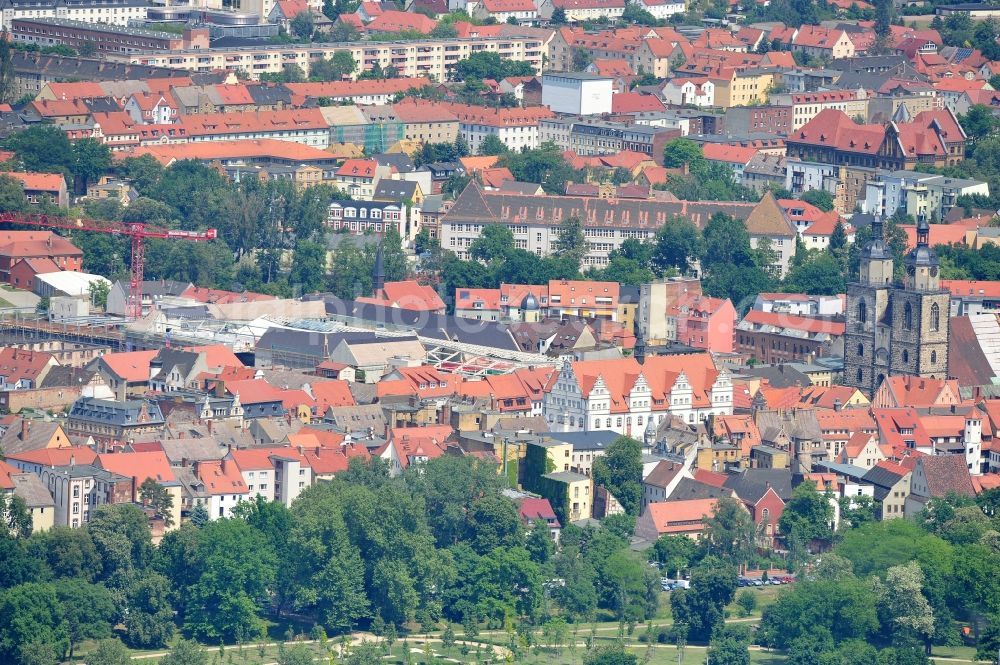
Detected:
left=453, top=51, right=534, bottom=81
left=87, top=504, right=154, bottom=581
left=71, top=137, right=113, bottom=192
left=0, top=583, right=69, bottom=665
left=88, top=279, right=110, bottom=309
left=526, top=519, right=555, bottom=564
left=277, top=643, right=316, bottom=665
left=702, top=497, right=755, bottom=565
left=478, top=134, right=509, bottom=156
left=873, top=561, right=934, bottom=650
left=598, top=549, right=657, bottom=622
left=290, top=10, right=315, bottom=39
left=0, top=536, right=44, bottom=590
left=159, top=639, right=208, bottom=665
left=735, top=590, right=758, bottom=619
left=582, top=644, right=638, bottom=665
left=670, top=556, right=738, bottom=642
left=470, top=224, right=515, bottom=263
left=55, top=580, right=115, bottom=659
left=0, top=174, right=26, bottom=213
left=27, top=527, right=100, bottom=581
left=183, top=518, right=276, bottom=641
left=649, top=534, right=698, bottom=578
left=708, top=625, right=751, bottom=665
left=779, top=480, right=834, bottom=546
left=651, top=216, right=703, bottom=275
left=86, top=639, right=132, bottom=665
left=138, top=478, right=174, bottom=527
left=310, top=50, right=356, bottom=81
left=290, top=240, right=327, bottom=293
left=759, top=577, right=879, bottom=648
left=591, top=436, right=643, bottom=516
left=553, top=215, right=587, bottom=268
left=190, top=503, right=209, bottom=528
left=801, top=189, right=835, bottom=211
left=0, top=492, right=31, bottom=539
left=663, top=138, right=704, bottom=169
left=345, top=642, right=386, bottom=665
left=961, top=104, right=996, bottom=147
left=551, top=6, right=567, bottom=23
left=5, top=125, right=74, bottom=175
left=469, top=495, right=525, bottom=554
left=119, top=154, right=164, bottom=193
left=122, top=572, right=175, bottom=649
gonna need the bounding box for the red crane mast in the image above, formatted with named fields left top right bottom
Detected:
left=0, top=213, right=218, bottom=319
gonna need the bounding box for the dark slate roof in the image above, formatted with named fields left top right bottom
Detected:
left=668, top=477, right=733, bottom=501
left=83, top=97, right=121, bottom=113
left=152, top=348, right=199, bottom=378
left=862, top=463, right=908, bottom=495
left=373, top=179, right=418, bottom=201
left=247, top=83, right=292, bottom=106
left=373, top=152, right=416, bottom=172
left=741, top=365, right=811, bottom=389
left=39, top=365, right=97, bottom=389
left=723, top=468, right=793, bottom=503
left=68, top=396, right=165, bottom=427
left=10, top=472, right=53, bottom=508
left=545, top=430, right=620, bottom=451
left=11, top=51, right=184, bottom=81
left=317, top=296, right=521, bottom=352
left=619, top=285, right=641, bottom=305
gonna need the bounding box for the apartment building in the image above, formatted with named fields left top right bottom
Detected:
left=127, top=35, right=549, bottom=80
left=12, top=18, right=208, bottom=55
left=770, top=89, right=870, bottom=130
left=441, top=183, right=755, bottom=265
left=0, top=0, right=149, bottom=31
left=440, top=102, right=554, bottom=153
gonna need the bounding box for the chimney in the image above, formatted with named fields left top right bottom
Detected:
left=207, top=419, right=213, bottom=434
left=181, top=457, right=188, bottom=468
left=69, top=454, right=75, bottom=466
left=286, top=413, right=291, bottom=425
left=833, top=398, right=842, bottom=412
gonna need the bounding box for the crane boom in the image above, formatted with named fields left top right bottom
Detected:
left=0, top=213, right=218, bottom=319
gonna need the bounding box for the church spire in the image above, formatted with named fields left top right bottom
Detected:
left=633, top=315, right=646, bottom=364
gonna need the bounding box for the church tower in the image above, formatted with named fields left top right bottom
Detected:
left=844, top=216, right=895, bottom=394
left=889, top=218, right=949, bottom=380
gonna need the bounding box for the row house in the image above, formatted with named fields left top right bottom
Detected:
left=770, top=89, right=870, bottom=131
left=327, top=200, right=409, bottom=236
left=736, top=309, right=846, bottom=364
left=439, top=103, right=554, bottom=154
left=542, top=353, right=733, bottom=435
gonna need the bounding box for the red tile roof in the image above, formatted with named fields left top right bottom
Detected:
left=642, top=498, right=718, bottom=534
left=196, top=459, right=248, bottom=495
left=0, top=171, right=64, bottom=192
left=611, top=92, right=666, bottom=113
left=365, top=10, right=437, bottom=33
left=311, top=380, right=357, bottom=411
left=793, top=109, right=885, bottom=154
left=941, top=280, right=1000, bottom=298
left=100, top=350, right=158, bottom=383
left=97, top=450, right=176, bottom=486
left=301, top=441, right=369, bottom=475
left=6, top=445, right=95, bottom=466
left=702, top=143, right=758, bottom=165
left=0, top=348, right=55, bottom=384
left=741, top=309, right=845, bottom=335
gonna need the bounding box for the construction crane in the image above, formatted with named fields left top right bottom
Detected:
left=0, top=213, right=217, bottom=319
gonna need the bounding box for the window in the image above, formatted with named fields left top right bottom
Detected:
left=902, top=350, right=909, bottom=363
left=930, top=302, right=940, bottom=331
left=931, top=350, right=937, bottom=364
left=857, top=343, right=864, bottom=357
left=858, top=300, right=867, bottom=324
left=857, top=367, right=863, bottom=383
left=903, top=302, right=913, bottom=330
